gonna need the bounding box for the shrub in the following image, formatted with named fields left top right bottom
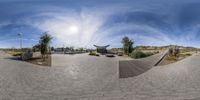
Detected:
left=168, top=46, right=180, bottom=57
left=130, top=51, right=155, bottom=59
left=12, top=52, right=23, bottom=56
left=89, top=52, right=96, bottom=56
left=185, top=53, right=192, bottom=56
left=130, top=50, right=147, bottom=59
left=117, top=52, right=123, bottom=56
left=154, top=51, right=159, bottom=54
left=145, top=52, right=154, bottom=56
left=168, top=48, right=173, bottom=55
left=166, top=55, right=177, bottom=61
left=21, top=51, right=33, bottom=61
left=174, top=48, right=180, bottom=57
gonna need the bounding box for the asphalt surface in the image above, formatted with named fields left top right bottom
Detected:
left=0, top=51, right=200, bottom=100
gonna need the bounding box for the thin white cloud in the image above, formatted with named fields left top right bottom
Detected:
left=23, top=5, right=200, bottom=48
left=27, top=7, right=119, bottom=48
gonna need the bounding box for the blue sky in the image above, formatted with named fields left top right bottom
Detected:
left=0, top=0, right=200, bottom=48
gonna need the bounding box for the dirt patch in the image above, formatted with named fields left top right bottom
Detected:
left=26, top=55, right=51, bottom=66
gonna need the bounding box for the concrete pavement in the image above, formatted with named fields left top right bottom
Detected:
left=0, top=51, right=123, bottom=99
left=0, top=51, right=200, bottom=100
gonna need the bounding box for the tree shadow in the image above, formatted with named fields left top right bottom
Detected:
left=4, top=56, right=22, bottom=61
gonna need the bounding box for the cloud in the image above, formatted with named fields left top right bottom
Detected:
left=25, top=7, right=120, bottom=48
left=25, top=4, right=200, bottom=48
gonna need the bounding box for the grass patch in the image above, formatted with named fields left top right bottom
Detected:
left=165, top=51, right=193, bottom=62
left=7, top=51, right=23, bottom=56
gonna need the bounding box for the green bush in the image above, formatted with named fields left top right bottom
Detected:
left=89, top=52, right=96, bottom=56
left=145, top=52, right=154, bottom=56
left=21, top=51, right=33, bottom=61
left=13, top=52, right=22, bottom=56
left=130, top=50, right=147, bottom=59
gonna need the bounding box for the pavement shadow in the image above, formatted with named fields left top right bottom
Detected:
left=4, top=56, right=22, bottom=61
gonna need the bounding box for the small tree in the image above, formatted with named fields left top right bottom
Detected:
left=168, top=46, right=180, bottom=57
left=174, top=46, right=180, bottom=57
left=122, top=36, right=129, bottom=55
left=128, top=40, right=134, bottom=54
left=168, top=48, right=173, bottom=56
left=39, top=32, right=52, bottom=60
left=121, top=36, right=134, bottom=55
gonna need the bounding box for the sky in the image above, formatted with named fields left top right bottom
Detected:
left=0, top=0, right=200, bottom=48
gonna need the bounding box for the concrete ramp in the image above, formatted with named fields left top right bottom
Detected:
left=119, top=50, right=168, bottom=78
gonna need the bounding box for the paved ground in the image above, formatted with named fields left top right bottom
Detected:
left=0, top=52, right=130, bottom=100
left=1, top=51, right=200, bottom=100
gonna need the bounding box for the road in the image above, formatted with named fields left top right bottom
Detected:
left=0, top=51, right=200, bottom=100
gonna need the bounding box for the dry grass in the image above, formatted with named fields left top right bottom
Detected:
left=159, top=51, right=196, bottom=66
left=165, top=55, right=178, bottom=61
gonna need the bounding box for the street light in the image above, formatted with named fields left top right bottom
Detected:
left=18, top=33, right=22, bottom=51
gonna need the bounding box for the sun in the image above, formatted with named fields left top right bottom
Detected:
left=69, top=25, right=79, bottom=34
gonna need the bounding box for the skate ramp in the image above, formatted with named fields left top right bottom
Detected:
left=119, top=50, right=168, bottom=78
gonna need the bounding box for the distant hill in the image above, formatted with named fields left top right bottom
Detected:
left=135, top=45, right=199, bottom=50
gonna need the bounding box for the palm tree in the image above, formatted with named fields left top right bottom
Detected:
left=39, top=32, right=52, bottom=60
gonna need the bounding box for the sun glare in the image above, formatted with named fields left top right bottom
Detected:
left=69, top=25, right=79, bottom=34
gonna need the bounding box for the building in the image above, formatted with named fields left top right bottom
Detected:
left=94, top=45, right=110, bottom=54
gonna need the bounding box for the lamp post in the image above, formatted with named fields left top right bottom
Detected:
left=18, top=33, right=22, bottom=51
